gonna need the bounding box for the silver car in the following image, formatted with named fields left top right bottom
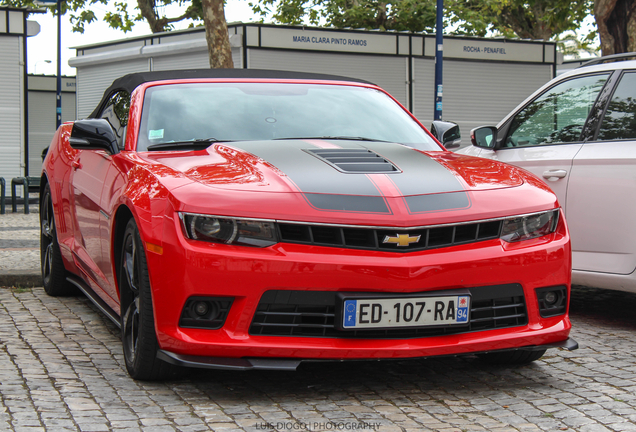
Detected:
left=454, top=53, right=636, bottom=293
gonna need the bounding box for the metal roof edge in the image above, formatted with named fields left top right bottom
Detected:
left=68, top=46, right=142, bottom=67
left=69, top=25, right=209, bottom=50
left=140, top=38, right=208, bottom=57
left=69, top=33, right=245, bottom=67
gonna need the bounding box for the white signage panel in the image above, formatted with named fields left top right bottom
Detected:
left=544, top=43, right=556, bottom=63
left=258, top=27, right=397, bottom=55
left=26, top=20, right=40, bottom=37
left=9, top=10, right=24, bottom=34
left=424, top=36, right=546, bottom=63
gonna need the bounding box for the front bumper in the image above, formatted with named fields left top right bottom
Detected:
left=145, top=210, right=572, bottom=362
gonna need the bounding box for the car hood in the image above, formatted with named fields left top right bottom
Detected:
left=139, top=140, right=554, bottom=225
left=144, top=139, right=525, bottom=197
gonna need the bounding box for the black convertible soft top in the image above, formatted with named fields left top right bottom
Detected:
left=89, top=69, right=375, bottom=118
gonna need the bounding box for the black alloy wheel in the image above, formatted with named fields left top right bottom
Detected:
left=40, top=183, right=74, bottom=296
left=119, top=218, right=175, bottom=380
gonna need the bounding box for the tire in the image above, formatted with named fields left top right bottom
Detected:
left=119, top=218, right=176, bottom=380
left=40, top=183, right=75, bottom=296
left=478, top=349, right=547, bottom=365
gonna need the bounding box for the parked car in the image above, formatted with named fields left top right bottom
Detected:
left=456, top=53, right=636, bottom=294
left=41, top=69, right=576, bottom=380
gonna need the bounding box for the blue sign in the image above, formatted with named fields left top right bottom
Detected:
left=343, top=300, right=357, bottom=328
left=457, top=296, right=469, bottom=322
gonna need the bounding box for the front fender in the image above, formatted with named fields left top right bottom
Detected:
left=41, top=123, right=79, bottom=274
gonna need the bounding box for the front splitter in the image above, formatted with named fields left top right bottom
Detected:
left=156, top=337, right=579, bottom=371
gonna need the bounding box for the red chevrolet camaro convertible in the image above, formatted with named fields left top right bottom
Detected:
left=40, top=69, right=577, bottom=380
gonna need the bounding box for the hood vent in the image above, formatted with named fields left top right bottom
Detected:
left=306, top=148, right=400, bottom=173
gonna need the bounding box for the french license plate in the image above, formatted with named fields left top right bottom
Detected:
left=342, top=295, right=470, bottom=329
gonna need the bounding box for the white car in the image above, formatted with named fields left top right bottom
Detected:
left=455, top=53, right=636, bottom=293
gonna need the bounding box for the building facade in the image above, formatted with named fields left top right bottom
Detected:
left=70, top=24, right=558, bottom=140
left=28, top=75, right=76, bottom=176
left=0, top=7, right=28, bottom=182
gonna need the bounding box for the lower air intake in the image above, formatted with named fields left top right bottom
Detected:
left=249, top=284, right=527, bottom=338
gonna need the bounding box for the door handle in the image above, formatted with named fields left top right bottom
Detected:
left=72, top=160, right=82, bottom=170
left=542, top=169, right=567, bottom=180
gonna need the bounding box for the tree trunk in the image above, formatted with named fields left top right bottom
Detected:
left=595, top=0, right=636, bottom=55
left=137, top=0, right=200, bottom=34
left=201, top=0, right=234, bottom=68
left=499, top=4, right=554, bottom=40
left=137, top=0, right=166, bottom=33
left=375, top=3, right=388, bottom=29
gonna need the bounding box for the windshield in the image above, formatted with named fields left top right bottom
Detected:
left=136, top=82, right=438, bottom=151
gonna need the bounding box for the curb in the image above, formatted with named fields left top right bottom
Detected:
left=0, top=271, right=42, bottom=288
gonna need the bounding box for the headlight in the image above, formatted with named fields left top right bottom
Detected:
left=500, top=209, right=559, bottom=243
left=180, top=213, right=278, bottom=247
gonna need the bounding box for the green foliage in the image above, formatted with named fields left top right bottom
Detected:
left=103, top=2, right=135, bottom=32
left=0, top=0, right=203, bottom=34
left=69, top=9, right=98, bottom=33
left=250, top=0, right=596, bottom=48
left=0, top=0, right=598, bottom=56
left=555, top=31, right=599, bottom=57
left=448, top=0, right=594, bottom=41
left=249, top=0, right=437, bottom=31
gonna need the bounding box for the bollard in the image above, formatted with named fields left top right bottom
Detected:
left=0, top=177, right=5, bottom=215
left=11, top=177, right=29, bottom=214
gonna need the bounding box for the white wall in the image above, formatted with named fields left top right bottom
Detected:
left=0, top=35, right=24, bottom=181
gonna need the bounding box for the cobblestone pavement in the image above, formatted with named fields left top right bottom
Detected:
left=1, top=205, right=636, bottom=432
left=0, top=202, right=41, bottom=287
left=0, top=284, right=634, bottom=432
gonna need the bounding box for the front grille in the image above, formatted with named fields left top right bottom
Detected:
left=249, top=285, right=527, bottom=338
left=277, top=220, right=502, bottom=252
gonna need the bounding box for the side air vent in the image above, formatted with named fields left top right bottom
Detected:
left=306, top=148, right=400, bottom=173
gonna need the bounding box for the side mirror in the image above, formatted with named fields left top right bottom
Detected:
left=470, top=126, right=498, bottom=149
left=69, top=119, right=119, bottom=154
left=430, top=121, right=461, bottom=149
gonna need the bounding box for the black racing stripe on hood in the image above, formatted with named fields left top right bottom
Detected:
left=304, top=194, right=391, bottom=214
left=362, top=142, right=466, bottom=195
left=226, top=140, right=468, bottom=214
left=404, top=192, right=471, bottom=214
left=228, top=141, right=382, bottom=196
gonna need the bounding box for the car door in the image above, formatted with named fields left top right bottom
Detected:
left=70, top=90, right=130, bottom=301
left=567, top=70, right=636, bottom=275
left=471, top=73, right=612, bottom=213
left=96, top=90, right=130, bottom=293
left=70, top=148, right=113, bottom=287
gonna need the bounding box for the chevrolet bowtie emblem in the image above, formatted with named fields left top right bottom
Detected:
left=383, top=234, right=421, bottom=247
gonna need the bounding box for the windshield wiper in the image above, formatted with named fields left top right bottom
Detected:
left=273, top=136, right=391, bottom=143
left=147, top=138, right=225, bottom=151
